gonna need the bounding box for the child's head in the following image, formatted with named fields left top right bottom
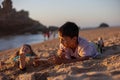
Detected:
left=58, top=22, right=79, bottom=48
left=20, top=44, right=33, bottom=54
left=58, top=22, right=79, bottom=38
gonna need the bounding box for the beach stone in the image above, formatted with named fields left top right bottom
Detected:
left=0, top=73, right=9, bottom=80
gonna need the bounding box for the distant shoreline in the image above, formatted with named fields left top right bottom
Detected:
left=0, top=32, right=58, bottom=51
left=0, top=34, right=42, bottom=51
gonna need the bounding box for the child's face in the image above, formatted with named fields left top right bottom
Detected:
left=20, top=45, right=31, bottom=54
left=58, top=34, right=77, bottom=48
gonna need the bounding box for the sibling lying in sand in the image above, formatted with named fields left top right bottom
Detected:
left=9, top=44, right=37, bottom=71
left=0, top=44, right=50, bottom=71
left=9, top=44, right=52, bottom=71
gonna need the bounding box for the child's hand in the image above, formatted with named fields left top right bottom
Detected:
left=19, top=53, right=26, bottom=60
left=19, top=52, right=26, bottom=69
left=57, top=50, right=66, bottom=59
left=48, top=55, right=62, bottom=64
left=19, top=47, right=25, bottom=54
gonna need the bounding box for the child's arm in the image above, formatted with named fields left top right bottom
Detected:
left=49, top=55, right=89, bottom=65
left=60, top=56, right=89, bottom=64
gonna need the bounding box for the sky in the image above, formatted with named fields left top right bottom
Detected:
left=0, top=0, right=120, bottom=28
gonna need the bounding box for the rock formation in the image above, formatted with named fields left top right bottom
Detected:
left=0, top=0, right=47, bottom=36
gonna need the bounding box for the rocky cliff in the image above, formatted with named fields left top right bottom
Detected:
left=0, top=0, right=47, bottom=36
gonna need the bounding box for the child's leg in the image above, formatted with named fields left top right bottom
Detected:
left=19, top=53, right=26, bottom=70
left=98, top=45, right=103, bottom=54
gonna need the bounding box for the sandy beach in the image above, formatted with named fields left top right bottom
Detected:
left=0, top=27, right=120, bottom=80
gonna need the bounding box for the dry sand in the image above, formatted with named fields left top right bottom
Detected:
left=0, top=27, right=120, bottom=80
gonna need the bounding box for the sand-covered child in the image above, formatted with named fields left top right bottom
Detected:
left=10, top=44, right=37, bottom=71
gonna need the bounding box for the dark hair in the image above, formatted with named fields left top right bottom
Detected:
left=23, top=44, right=33, bottom=52
left=13, top=44, right=36, bottom=57
left=58, top=22, right=79, bottom=38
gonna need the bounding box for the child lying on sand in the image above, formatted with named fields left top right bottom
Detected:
left=49, top=22, right=101, bottom=64
left=10, top=44, right=37, bottom=71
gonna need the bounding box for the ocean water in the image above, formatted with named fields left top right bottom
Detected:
left=0, top=33, right=57, bottom=51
